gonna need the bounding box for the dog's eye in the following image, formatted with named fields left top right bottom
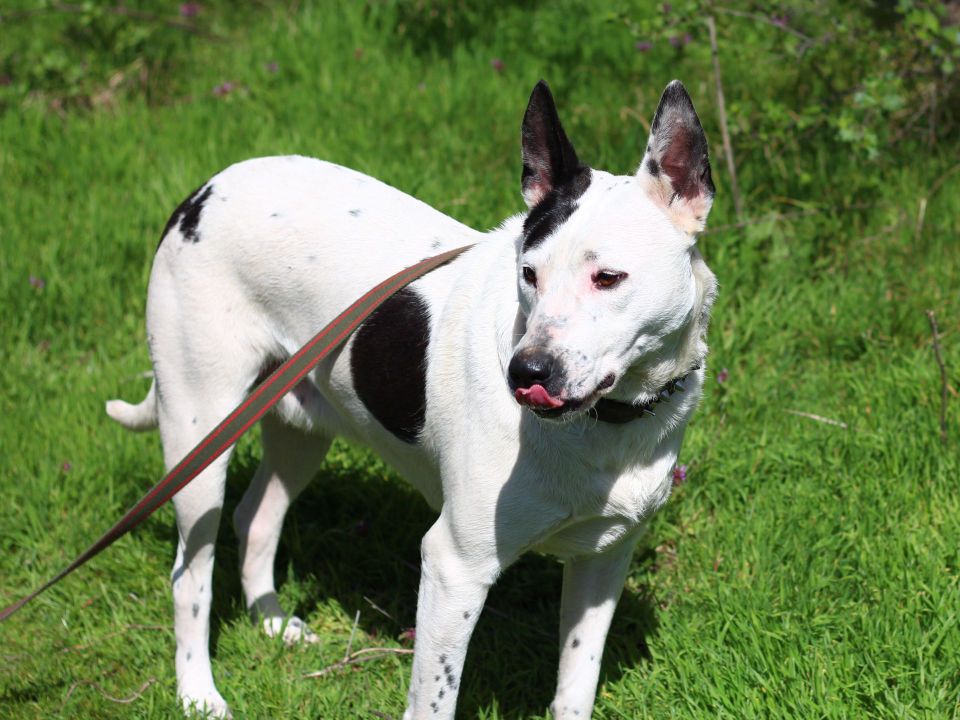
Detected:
left=593, top=270, right=627, bottom=289
left=522, top=265, right=537, bottom=287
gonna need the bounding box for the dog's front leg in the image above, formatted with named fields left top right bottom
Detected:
left=550, top=537, right=637, bottom=719
left=403, top=515, right=498, bottom=720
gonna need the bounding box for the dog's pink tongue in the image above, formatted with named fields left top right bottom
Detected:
left=515, top=384, right=565, bottom=409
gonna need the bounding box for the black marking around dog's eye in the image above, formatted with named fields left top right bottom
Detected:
left=646, top=157, right=660, bottom=177
left=351, top=288, right=430, bottom=444
left=522, top=167, right=591, bottom=251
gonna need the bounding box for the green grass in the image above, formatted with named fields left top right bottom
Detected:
left=1, top=1, right=959, bottom=718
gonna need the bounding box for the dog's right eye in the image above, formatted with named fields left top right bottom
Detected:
left=522, top=265, right=537, bottom=288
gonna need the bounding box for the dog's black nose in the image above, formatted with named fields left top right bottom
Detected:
left=509, top=349, right=555, bottom=388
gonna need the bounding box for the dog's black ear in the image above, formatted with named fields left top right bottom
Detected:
left=637, top=80, right=715, bottom=233
left=521, top=80, right=582, bottom=208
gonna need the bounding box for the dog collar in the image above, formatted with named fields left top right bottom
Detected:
left=592, top=366, right=700, bottom=425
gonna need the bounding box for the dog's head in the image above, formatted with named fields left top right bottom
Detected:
left=508, top=80, right=718, bottom=419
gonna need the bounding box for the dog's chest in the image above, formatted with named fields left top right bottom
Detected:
left=532, top=443, right=678, bottom=558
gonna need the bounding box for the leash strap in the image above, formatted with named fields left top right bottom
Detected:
left=0, top=244, right=473, bottom=623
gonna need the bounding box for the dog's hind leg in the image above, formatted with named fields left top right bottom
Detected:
left=233, top=413, right=331, bottom=643
left=151, top=319, right=269, bottom=717
left=549, top=538, right=637, bottom=719
left=160, top=393, right=248, bottom=719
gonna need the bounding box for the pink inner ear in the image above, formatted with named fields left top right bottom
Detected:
left=659, top=126, right=700, bottom=200
left=522, top=167, right=552, bottom=206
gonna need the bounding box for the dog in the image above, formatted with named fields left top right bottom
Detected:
left=106, top=79, right=717, bottom=719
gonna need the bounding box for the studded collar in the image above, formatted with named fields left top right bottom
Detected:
left=592, top=366, right=700, bottom=425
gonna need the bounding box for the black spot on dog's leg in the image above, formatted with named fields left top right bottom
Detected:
left=348, top=208, right=362, bottom=217
left=351, top=289, right=431, bottom=443
left=572, top=637, right=580, bottom=648
left=192, top=603, right=200, bottom=618
left=463, top=611, right=470, bottom=619
left=434, top=675, right=441, bottom=682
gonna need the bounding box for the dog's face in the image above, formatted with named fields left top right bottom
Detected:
left=508, top=81, right=715, bottom=418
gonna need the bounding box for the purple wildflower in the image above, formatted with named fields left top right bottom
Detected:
left=717, top=367, right=729, bottom=384
left=683, top=33, right=692, bottom=45
left=399, top=627, right=416, bottom=644
left=668, top=35, right=682, bottom=48
left=634, top=40, right=653, bottom=52
left=212, top=82, right=234, bottom=97
left=771, top=15, right=788, bottom=28
left=29, top=275, right=45, bottom=289
left=490, top=58, right=505, bottom=73
left=61, top=461, right=73, bottom=473
left=179, top=3, right=201, bottom=17
left=662, top=2, right=672, bottom=12
left=265, top=61, right=279, bottom=73
left=672, top=464, right=687, bottom=486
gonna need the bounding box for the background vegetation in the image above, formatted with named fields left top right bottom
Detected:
left=1, top=1, right=958, bottom=717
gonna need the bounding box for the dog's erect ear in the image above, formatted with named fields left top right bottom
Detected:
left=637, top=80, right=715, bottom=234
left=521, top=80, right=582, bottom=208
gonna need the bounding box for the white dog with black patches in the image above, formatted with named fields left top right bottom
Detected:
left=107, top=79, right=717, bottom=718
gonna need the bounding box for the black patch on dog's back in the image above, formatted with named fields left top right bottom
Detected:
left=351, top=288, right=430, bottom=444
left=521, top=167, right=591, bottom=251
left=158, top=183, right=214, bottom=248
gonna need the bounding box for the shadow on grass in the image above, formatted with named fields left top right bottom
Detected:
left=137, top=441, right=659, bottom=716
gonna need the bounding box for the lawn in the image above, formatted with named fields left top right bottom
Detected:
left=1, top=1, right=958, bottom=718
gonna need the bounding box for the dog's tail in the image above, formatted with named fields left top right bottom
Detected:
left=106, top=380, right=159, bottom=432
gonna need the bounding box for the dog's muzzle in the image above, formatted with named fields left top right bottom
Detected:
left=508, top=349, right=566, bottom=412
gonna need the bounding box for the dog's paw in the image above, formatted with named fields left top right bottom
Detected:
left=181, top=690, right=232, bottom=719
left=262, top=615, right=319, bottom=645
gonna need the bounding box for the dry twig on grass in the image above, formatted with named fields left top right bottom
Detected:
left=784, top=410, right=848, bottom=429
left=61, top=677, right=157, bottom=710
left=303, top=647, right=415, bottom=679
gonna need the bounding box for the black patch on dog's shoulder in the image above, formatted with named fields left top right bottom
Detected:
left=351, top=288, right=430, bottom=444
left=158, top=183, right=213, bottom=249
left=521, top=166, right=591, bottom=252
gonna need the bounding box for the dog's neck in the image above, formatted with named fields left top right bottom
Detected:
left=592, top=364, right=700, bottom=424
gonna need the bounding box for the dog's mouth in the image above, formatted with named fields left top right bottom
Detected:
left=514, top=373, right=616, bottom=419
